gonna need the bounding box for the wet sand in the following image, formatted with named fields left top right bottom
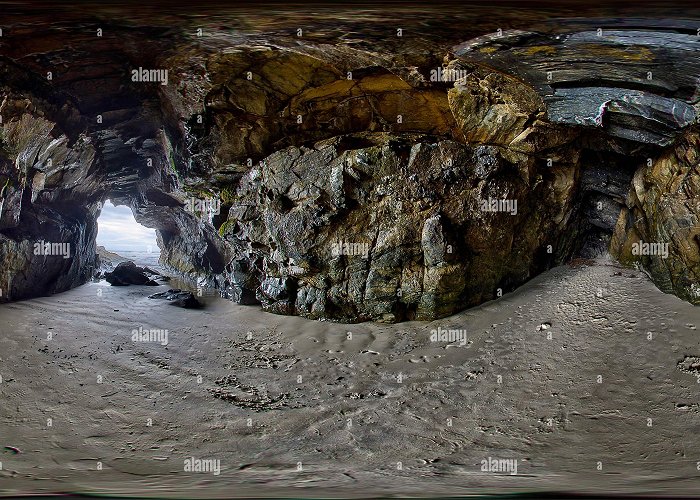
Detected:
left=1, top=259, right=699, bottom=497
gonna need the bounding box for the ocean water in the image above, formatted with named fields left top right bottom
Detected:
left=108, top=249, right=164, bottom=272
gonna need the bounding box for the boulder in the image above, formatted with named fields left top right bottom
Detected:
left=104, top=261, right=161, bottom=286
left=148, top=289, right=202, bottom=308
left=222, top=134, right=580, bottom=322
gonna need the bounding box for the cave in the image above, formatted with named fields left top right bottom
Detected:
left=2, top=10, right=699, bottom=316
left=1, top=2, right=700, bottom=497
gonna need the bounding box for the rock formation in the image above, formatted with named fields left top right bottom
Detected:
left=148, top=288, right=202, bottom=308
left=104, top=261, right=162, bottom=286
left=0, top=6, right=698, bottom=318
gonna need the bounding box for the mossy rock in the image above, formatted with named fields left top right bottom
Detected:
left=218, top=218, right=236, bottom=237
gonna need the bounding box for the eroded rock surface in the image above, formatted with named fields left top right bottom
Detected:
left=455, top=22, right=700, bottom=147
left=0, top=7, right=698, bottom=319
left=223, top=134, right=578, bottom=321
left=611, top=130, right=700, bottom=304
left=104, top=261, right=162, bottom=286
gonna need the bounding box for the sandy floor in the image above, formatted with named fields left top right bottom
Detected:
left=1, top=259, right=700, bottom=497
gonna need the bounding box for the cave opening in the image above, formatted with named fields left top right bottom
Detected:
left=96, top=199, right=161, bottom=268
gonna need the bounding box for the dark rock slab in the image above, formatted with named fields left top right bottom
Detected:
left=104, top=261, right=161, bottom=286
left=546, top=88, right=696, bottom=145
left=148, top=289, right=202, bottom=308
left=455, top=23, right=700, bottom=147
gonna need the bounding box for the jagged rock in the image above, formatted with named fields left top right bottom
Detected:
left=611, top=130, right=700, bottom=304
left=1, top=10, right=699, bottom=319
left=256, top=277, right=295, bottom=315
left=455, top=26, right=700, bottom=147
left=223, top=133, right=580, bottom=322
left=104, top=261, right=161, bottom=286
left=149, top=289, right=202, bottom=308
left=95, top=245, right=127, bottom=275
left=447, top=69, right=575, bottom=156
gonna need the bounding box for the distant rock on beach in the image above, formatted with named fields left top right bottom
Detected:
left=104, top=261, right=164, bottom=286
left=148, top=288, right=202, bottom=308
left=96, top=246, right=127, bottom=274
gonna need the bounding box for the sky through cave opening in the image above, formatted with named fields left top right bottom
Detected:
left=96, top=200, right=160, bottom=265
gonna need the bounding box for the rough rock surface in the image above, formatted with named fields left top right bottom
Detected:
left=104, top=261, right=162, bottom=286
left=0, top=7, right=699, bottom=319
left=454, top=23, right=700, bottom=147
left=148, top=288, right=202, bottom=308
left=611, top=130, right=700, bottom=304
left=224, top=133, right=579, bottom=321
left=96, top=245, right=126, bottom=273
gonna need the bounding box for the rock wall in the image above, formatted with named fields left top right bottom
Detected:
left=611, top=130, right=700, bottom=304
left=223, top=134, right=579, bottom=322
left=0, top=8, right=698, bottom=319
left=0, top=97, right=101, bottom=300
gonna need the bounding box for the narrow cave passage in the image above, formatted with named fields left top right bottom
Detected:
left=96, top=199, right=161, bottom=269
